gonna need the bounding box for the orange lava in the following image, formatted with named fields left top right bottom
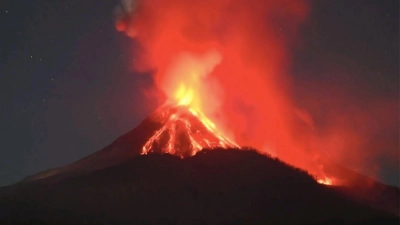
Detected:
left=317, top=177, right=334, bottom=186
left=142, top=105, right=239, bottom=158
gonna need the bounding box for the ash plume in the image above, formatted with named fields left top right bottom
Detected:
left=113, top=0, right=398, bottom=185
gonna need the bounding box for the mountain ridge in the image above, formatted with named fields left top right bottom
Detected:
left=23, top=105, right=237, bottom=182
left=1, top=149, right=398, bottom=225
left=2, top=105, right=398, bottom=224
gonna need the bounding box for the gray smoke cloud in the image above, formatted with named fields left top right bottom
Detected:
left=114, top=0, right=138, bottom=23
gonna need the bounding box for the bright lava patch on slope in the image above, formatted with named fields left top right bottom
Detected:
left=317, top=177, right=334, bottom=185
left=142, top=105, right=239, bottom=158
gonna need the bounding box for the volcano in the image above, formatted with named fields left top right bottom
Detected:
left=22, top=105, right=238, bottom=182
left=0, top=105, right=398, bottom=225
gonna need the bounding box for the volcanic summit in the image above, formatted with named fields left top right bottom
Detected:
left=141, top=105, right=239, bottom=158
left=22, top=104, right=238, bottom=182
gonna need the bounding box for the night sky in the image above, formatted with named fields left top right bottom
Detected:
left=0, top=0, right=398, bottom=187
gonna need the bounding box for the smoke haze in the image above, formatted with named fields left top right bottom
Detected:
left=115, top=0, right=398, bottom=185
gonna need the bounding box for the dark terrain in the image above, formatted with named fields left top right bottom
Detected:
left=0, top=149, right=398, bottom=225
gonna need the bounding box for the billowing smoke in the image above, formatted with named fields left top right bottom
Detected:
left=114, top=0, right=397, bottom=185
left=114, top=0, right=138, bottom=36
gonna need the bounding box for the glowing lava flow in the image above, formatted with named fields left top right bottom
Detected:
left=141, top=80, right=239, bottom=157
left=141, top=105, right=239, bottom=158
left=317, top=178, right=332, bottom=185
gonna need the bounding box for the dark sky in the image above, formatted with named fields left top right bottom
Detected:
left=0, top=0, right=398, bottom=187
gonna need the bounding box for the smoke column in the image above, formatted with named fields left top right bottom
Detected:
left=114, top=0, right=398, bottom=185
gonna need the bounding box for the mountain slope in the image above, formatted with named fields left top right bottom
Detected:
left=3, top=105, right=398, bottom=224
left=23, top=105, right=237, bottom=182
left=0, top=149, right=398, bottom=225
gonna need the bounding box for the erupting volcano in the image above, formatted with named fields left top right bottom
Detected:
left=112, top=0, right=341, bottom=186
left=1, top=0, right=398, bottom=224
left=1, top=68, right=398, bottom=225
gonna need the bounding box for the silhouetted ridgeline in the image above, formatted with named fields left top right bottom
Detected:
left=0, top=149, right=398, bottom=225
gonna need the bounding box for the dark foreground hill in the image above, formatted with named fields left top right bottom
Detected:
left=0, top=149, right=398, bottom=225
